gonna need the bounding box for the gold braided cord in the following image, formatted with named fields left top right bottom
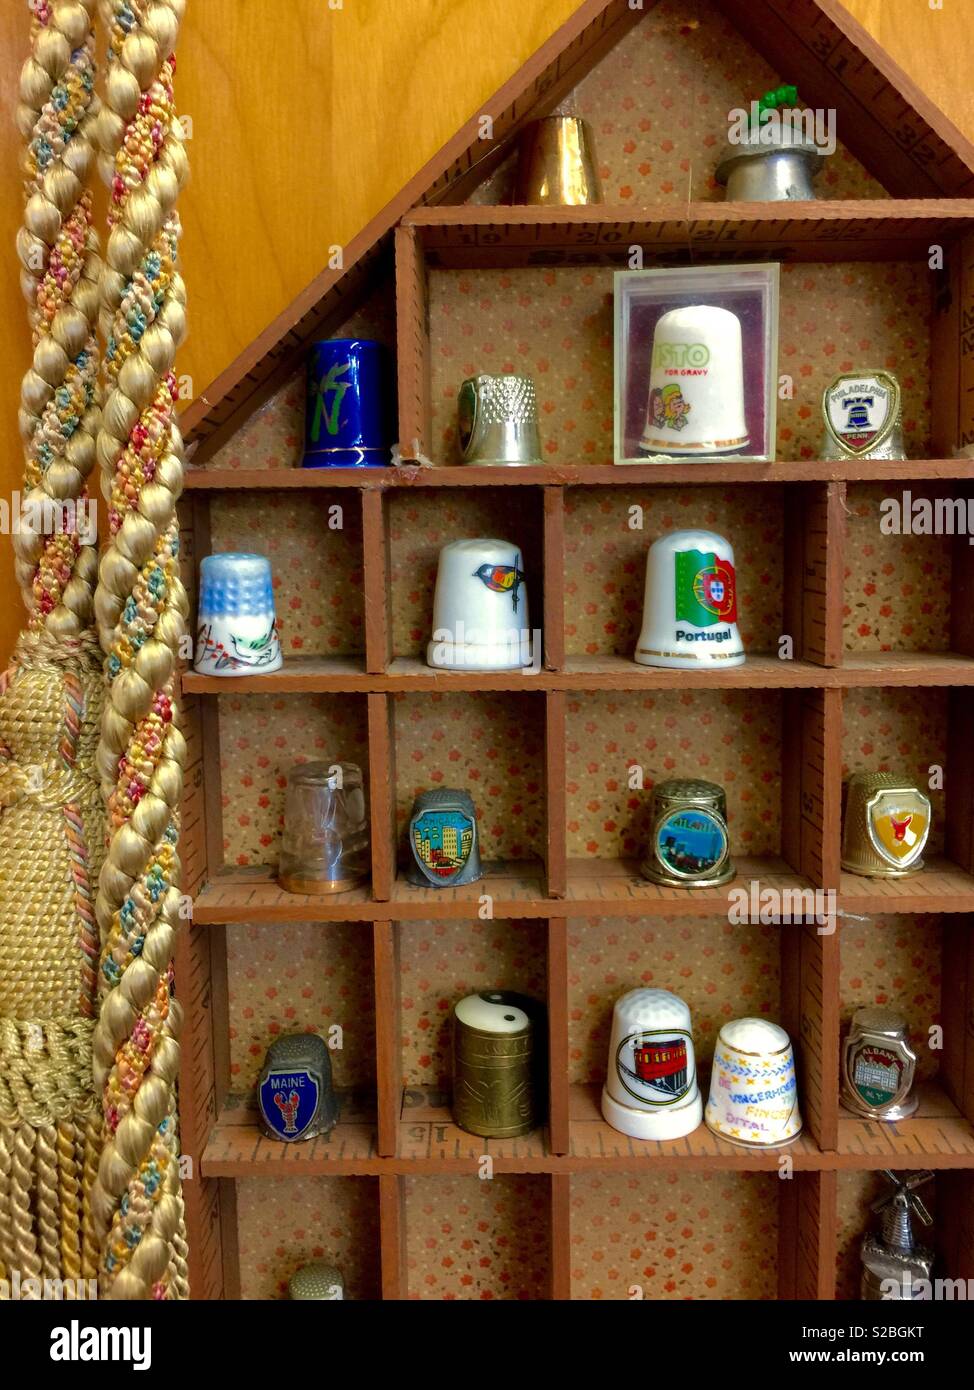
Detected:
left=91, top=0, right=190, bottom=1301
left=15, top=0, right=101, bottom=639
left=0, top=0, right=106, bottom=1300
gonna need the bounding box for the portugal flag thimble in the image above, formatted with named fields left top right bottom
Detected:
left=635, top=528, right=745, bottom=669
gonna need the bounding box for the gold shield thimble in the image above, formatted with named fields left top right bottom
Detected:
left=841, top=772, right=930, bottom=878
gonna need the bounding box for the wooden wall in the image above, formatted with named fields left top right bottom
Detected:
left=1, top=0, right=972, bottom=664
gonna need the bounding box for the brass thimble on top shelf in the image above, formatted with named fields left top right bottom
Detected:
left=841, top=772, right=931, bottom=879
left=512, top=115, right=602, bottom=206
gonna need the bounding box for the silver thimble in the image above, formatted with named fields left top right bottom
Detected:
left=457, top=374, right=543, bottom=466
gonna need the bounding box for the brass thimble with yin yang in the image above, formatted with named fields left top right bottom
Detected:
left=841, top=772, right=931, bottom=878
left=457, top=374, right=543, bottom=466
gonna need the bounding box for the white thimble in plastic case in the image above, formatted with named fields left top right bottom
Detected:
left=635, top=527, right=745, bottom=669
left=427, top=537, right=534, bottom=671
left=601, top=988, right=702, bottom=1141
left=640, top=304, right=748, bottom=456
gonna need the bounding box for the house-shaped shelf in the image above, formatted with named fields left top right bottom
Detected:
left=175, top=0, right=974, bottom=1301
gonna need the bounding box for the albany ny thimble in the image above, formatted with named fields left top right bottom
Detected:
left=257, top=1033, right=340, bottom=1143
left=457, top=374, right=543, bottom=466
left=635, top=528, right=745, bottom=669
left=194, top=552, right=283, bottom=676
left=841, top=1007, right=918, bottom=1122
left=705, top=1017, right=802, bottom=1147
left=601, top=988, right=702, bottom=1141
left=427, top=537, right=533, bottom=670
left=841, top=772, right=930, bottom=878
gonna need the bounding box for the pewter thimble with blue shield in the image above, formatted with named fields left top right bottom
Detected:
left=194, top=552, right=283, bottom=676
left=258, top=1033, right=340, bottom=1142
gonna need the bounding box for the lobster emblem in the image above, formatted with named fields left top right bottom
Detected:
left=274, top=1089, right=301, bottom=1134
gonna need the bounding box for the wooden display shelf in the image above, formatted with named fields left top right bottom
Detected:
left=191, top=857, right=974, bottom=923
left=174, top=0, right=974, bottom=1300
left=839, top=856, right=974, bottom=912
left=403, top=200, right=974, bottom=266
left=835, top=1083, right=974, bottom=1167
left=200, top=1083, right=974, bottom=1179
left=202, top=1092, right=381, bottom=1176
left=184, top=458, right=974, bottom=490
left=181, top=651, right=974, bottom=696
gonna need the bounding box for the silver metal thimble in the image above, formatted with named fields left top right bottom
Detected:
left=457, top=374, right=543, bottom=466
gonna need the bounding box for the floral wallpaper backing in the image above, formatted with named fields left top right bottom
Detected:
left=227, top=921, right=375, bottom=1094
left=844, top=483, right=953, bottom=653
left=570, top=1171, right=778, bottom=1299
left=405, top=1174, right=551, bottom=1299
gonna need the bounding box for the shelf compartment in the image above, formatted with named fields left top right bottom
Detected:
left=403, top=1174, right=552, bottom=1299
left=838, top=913, right=974, bottom=1155
left=567, top=1169, right=785, bottom=1300
left=836, top=1083, right=974, bottom=1167
left=234, top=1172, right=381, bottom=1300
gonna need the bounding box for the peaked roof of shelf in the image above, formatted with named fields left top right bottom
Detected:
left=183, top=0, right=974, bottom=461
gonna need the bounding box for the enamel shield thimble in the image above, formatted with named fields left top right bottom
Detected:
left=194, top=552, right=283, bottom=676
left=427, top=537, right=533, bottom=670
left=822, top=371, right=905, bottom=461
left=457, top=374, right=543, bottom=466
left=705, top=1017, right=802, bottom=1148
left=841, top=1007, right=918, bottom=1122
left=257, top=1033, right=340, bottom=1143
left=640, top=305, right=748, bottom=456
left=635, top=528, right=745, bottom=669
left=601, top=988, right=702, bottom=1141
left=278, top=761, right=370, bottom=895
left=452, top=991, right=538, bottom=1139
left=841, top=772, right=931, bottom=878
left=407, top=788, right=483, bottom=888
left=289, top=1261, right=345, bottom=1300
